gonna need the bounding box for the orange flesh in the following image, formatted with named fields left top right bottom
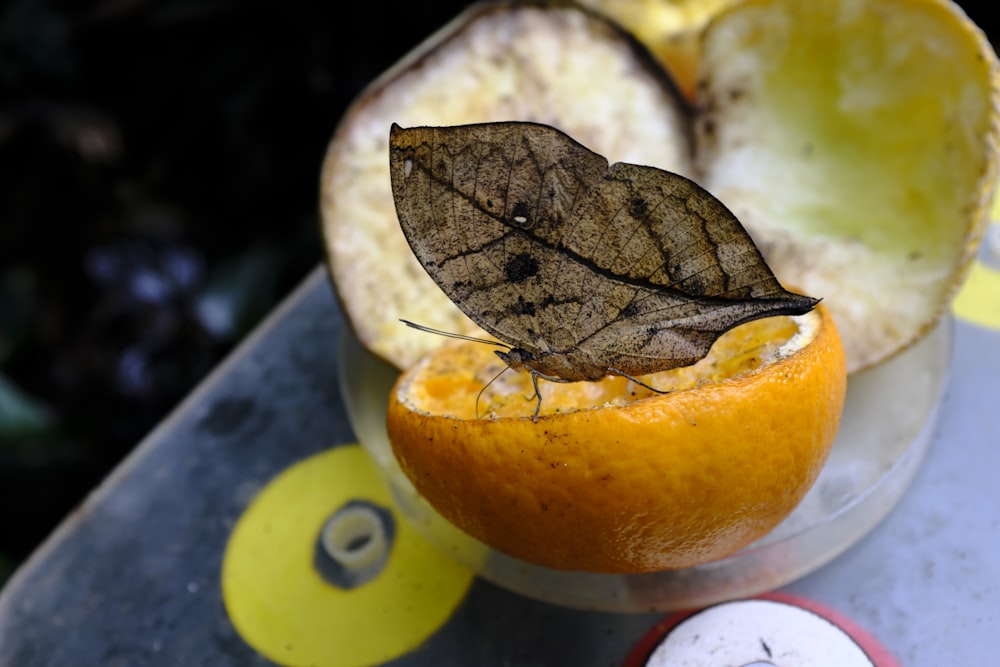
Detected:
left=409, top=316, right=800, bottom=419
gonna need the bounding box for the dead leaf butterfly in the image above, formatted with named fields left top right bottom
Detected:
left=389, top=121, right=817, bottom=415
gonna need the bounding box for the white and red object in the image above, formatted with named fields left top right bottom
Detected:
left=625, top=593, right=900, bottom=667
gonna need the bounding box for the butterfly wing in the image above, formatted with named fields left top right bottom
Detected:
left=389, top=122, right=816, bottom=378
left=389, top=121, right=607, bottom=359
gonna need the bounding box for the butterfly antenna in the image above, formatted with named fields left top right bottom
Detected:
left=400, top=320, right=511, bottom=349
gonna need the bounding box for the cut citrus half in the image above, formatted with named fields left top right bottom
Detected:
left=577, top=0, right=737, bottom=101
left=693, top=0, right=999, bottom=371
left=323, top=0, right=999, bottom=376
left=386, top=305, right=846, bottom=573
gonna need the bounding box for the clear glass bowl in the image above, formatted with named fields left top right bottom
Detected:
left=338, top=320, right=950, bottom=613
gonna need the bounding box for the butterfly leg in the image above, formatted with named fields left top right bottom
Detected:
left=529, top=371, right=543, bottom=422
left=524, top=369, right=575, bottom=421
left=608, top=368, right=672, bottom=395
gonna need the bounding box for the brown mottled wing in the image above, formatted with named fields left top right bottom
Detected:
left=388, top=121, right=817, bottom=378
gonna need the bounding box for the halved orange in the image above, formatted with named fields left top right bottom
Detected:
left=386, top=305, right=846, bottom=573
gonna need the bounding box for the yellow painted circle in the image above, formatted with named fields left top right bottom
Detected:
left=953, top=259, right=1000, bottom=330
left=222, top=444, right=474, bottom=667
left=953, top=217, right=1000, bottom=331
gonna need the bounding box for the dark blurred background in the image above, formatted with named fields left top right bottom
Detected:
left=0, top=0, right=471, bottom=585
left=0, top=0, right=995, bottom=588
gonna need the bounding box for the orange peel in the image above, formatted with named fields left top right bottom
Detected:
left=387, top=306, right=846, bottom=573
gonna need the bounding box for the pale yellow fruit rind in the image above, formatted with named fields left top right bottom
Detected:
left=694, top=0, right=1000, bottom=371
